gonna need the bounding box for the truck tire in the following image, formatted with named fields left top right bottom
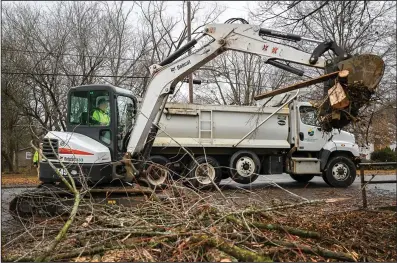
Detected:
left=229, top=151, right=261, bottom=184
left=145, top=155, right=171, bottom=188
left=186, top=156, right=222, bottom=190
left=322, top=173, right=333, bottom=186
left=323, top=156, right=356, bottom=188
left=290, top=174, right=314, bottom=183
left=221, top=168, right=230, bottom=180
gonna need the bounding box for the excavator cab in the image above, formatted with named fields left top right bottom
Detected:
left=67, top=84, right=138, bottom=161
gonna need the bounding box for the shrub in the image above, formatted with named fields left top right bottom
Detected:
left=371, top=147, right=396, bottom=163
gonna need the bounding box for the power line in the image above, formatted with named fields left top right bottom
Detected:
left=2, top=48, right=320, bottom=77
left=1, top=48, right=152, bottom=62
left=1, top=71, right=282, bottom=88
left=2, top=67, right=318, bottom=90
left=1, top=71, right=149, bottom=79
left=2, top=64, right=313, bottom=79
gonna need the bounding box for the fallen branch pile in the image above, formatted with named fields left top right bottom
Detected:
left=2, top=183, right=396, bottom=262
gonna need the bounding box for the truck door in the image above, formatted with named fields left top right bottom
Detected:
left=297, top=104, right=330, bottom=151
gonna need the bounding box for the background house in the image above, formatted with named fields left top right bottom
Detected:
left=17, top=147, right=34, bottom=168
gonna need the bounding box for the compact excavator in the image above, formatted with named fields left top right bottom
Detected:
left=9, top=19, right=385, bottom=219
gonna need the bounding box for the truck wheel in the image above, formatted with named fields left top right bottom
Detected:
left=221, top=168, right=230, bottom=180
left=186, top=156, right=222, bottom=190
left=229, top=151, right=260, bottom=184
left=324, top=156, right=356, bottom=188
left=290, top=174, right=314, bottom=183
left=145, top=155, right=171, bottom=188
left=322, top=173, right=333, bottom=186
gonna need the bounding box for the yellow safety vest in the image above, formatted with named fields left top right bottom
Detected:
left=33, top=151, right=39, bottom=163
left=92, top=109, right=110, bottom=125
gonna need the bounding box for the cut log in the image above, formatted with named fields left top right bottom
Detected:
left=264, top=240, right=356, bottom=261
left=338, top=69, right=349, bottom=79
left=328, top=83, right=350, bottom=109
left=254, top=72, right=340, bottom=100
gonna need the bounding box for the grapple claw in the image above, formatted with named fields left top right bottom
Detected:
left=337, top=54, right=385, bottom=92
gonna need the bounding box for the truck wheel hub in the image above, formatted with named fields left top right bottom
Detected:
left=332, top=163, right=349, bottom=181
left=146, top=163, right=168, bottom=186
left=195, top=164, right=216, bottom=185
left=236, top=157, right=255, bottom=177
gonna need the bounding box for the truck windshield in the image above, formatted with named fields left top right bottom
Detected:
left=69, top=90, right=110, bottom=126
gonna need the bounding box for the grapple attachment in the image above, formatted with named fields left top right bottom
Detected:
left=254, top=53, right=385, bottom=132
left=337, top=54, right=385, bottom=92
left=317, top=54, right=385, bottom=131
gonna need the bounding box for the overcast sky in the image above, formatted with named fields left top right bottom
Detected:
left=5, top=1, right=288, bottom=104
left=164, top=1, right=254, bottom=100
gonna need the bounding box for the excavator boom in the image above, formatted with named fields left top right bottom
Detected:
left=126, top=22, right=385, bottom=164
left=127, top=23, right=328, bottom=156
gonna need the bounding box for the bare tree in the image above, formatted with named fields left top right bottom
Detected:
left=133, top=1, right=226, bottom=98
left=249, top=1, right=397, bottom=144
left=196, top=51, right=303, bottom=106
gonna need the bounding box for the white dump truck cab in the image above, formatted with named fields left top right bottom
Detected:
left=285, top=99, right=360, bottom=187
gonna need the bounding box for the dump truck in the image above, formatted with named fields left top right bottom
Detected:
left=149, top=90, right=360, bottom=188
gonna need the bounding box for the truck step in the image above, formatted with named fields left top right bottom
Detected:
left=291, top=157, right=322, bottom=174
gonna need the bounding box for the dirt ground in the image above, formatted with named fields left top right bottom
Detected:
left=1, top=174, right=396, bottom=262
left=1, top=167, right=40, bottom=187
left=1, top=166, right=396, bottom=262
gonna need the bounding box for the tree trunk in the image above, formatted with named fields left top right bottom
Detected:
left=225, top=215, right=321, bottom=239
left=264, top=240, right=356, bottom=261
left=2, top=150, right=14, bottom=173
left=192, top=234, right=273, bottom=262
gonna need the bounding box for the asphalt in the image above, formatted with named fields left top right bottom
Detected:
left=2, top=174, right=396, bottom=231
left=221, top=173, right=397, bottom=193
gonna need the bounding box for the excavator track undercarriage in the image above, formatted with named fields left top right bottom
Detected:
left=9, top=183, right=164, bottom=221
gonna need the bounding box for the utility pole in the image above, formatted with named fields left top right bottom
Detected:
left=187, top=1, right=193, bottom=103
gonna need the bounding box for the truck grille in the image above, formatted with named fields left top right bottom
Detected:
left=42, top=138, right=59, bottom=159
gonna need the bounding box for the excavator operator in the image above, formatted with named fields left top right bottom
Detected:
left=92, top=98, right=110, bottom=126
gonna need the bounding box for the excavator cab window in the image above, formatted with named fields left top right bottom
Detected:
left=69, top=90, right=111, bottom=126
left=69, top=91, right=89, bottom=125
left=116, top=96, right=135, bottom=151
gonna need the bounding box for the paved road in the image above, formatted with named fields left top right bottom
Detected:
left=2, top=174, right=395, bottom=229
left=1, top=188, right=29, bottom=232
left=221, top=173, right=396, bottom=194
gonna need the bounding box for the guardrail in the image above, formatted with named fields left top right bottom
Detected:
left=359, top=162, right=397, bottom=209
